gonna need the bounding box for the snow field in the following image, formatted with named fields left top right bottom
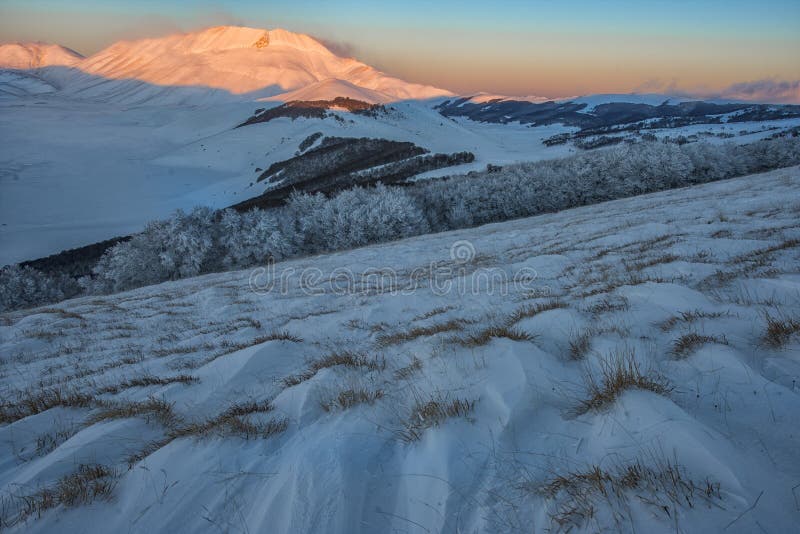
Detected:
left=0, top=166, right=799, bottom=532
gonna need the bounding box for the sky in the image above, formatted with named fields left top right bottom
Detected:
left=1, top=0, right=799, bottom=100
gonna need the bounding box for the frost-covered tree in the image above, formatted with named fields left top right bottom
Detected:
left=218, top=208, right=288, bottom=267
left=12, top=135, right=799, bottom=305
left=88, top=207, right=217, bottom=293
left=153, top=207, right=216, bottom=278
left=285, top=184, right=430, bottom=253
left=0, top=265, right=79, bottom=312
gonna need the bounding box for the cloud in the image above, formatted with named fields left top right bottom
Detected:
left=718, top=78, right=800, bottom=104
left=313, top=36, right=357, bottom=58
left=633, top=78, right=680, bottom=94
left=632, top=77, right=800, bottom=105
left=187, top=9, right=246, bottom=30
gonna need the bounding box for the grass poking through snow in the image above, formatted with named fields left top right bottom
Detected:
left=0, top=464, right=116, bottom=528
left=575, top=351, right=672, bottom=415
left=376, top=320, right=463, bottom=347
left=671, top=332, right=729, bottom=359
left=538, top=457, right=722, bottom=532
left=282, top=351, right=385, bottom=387
left=762, top=313, right=800, bottom=348
left=505, top=300, right=567, bottom=326
left=321, top=388, right=385, bottom=412
left=0, top=388, right=95, bottom=425
left=451, top=325, right=536, bottom=347
left=399, top=394, right=476, bottom=442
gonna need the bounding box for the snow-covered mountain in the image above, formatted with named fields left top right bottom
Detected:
left=262, top=78, right=399, bottom=105
left=0, top=26, right=451, bottom=104
left=0, top=42, right=83, bottom=69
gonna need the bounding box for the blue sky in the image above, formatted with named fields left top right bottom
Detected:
left=1, top=0, right=798, bottom=97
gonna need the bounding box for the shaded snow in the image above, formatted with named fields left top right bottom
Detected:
left=0, top=94, right=577, bottom=264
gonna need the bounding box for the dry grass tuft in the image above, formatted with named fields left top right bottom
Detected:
left=452, top=325, right=536, bottom=347
left=734, top=238, right=800, bottom=264
left=216, top=334, right=296, bottom=354
left=575, top=273, right=675, bottom=299
left=1, top=464, right=116, bottom=528
left=399, top=395, right=476, bottom=442
left=252, top=331, right=303, bottom=344
left=151, top=343, right=214, bottom=358
left=658, top=309, right=730, bottom=331
left=311, top=351, right=385, bottom=373
left=124, top=402, right=282, bottom=462
left=38, top=308, right=86, bottom=321
left=413, top=306, right=456, bottom=321
left=538, top=458, right=722, bottom=532
left=321, top=388, right=384, bottom=412
left=90, top=397, right=178, bottom=427
left=376, top=320, right=463, bottom=347
left=282, top=351, right=385, bottom=387
left=0, top=388, right=95, bottom=425
left=21, top=329, right=65, bottom=343
left=671, top=332, right=728, bottom=359
left=702, top=238, right=800, bottom=288
left=281, top=370, right=316, bottom=388
left=568, top=331, right=593, bottom=361
left=584, top=296, right=629, bottom=315
left=96, top=374, right=198, bottom=395
left=179, top=417, right=287, bottom=441
left=505, top=300, right=567, bottom=326
left=218, top=400, right=274, bottom=418
left=566, top=324, right=631, bottom=361
left=172, top=400, right=286, bottom=441
left=762, top=313, right=800, bottom=348
left=623, top=253, right=680, bottom=273
left=394, top=357, right=423, bottom=380
left=575, top=351, right=671, bottom=415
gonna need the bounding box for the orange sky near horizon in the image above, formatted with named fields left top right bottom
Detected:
left=1, top=1, right=798, bottom=101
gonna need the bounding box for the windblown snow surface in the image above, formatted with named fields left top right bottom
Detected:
left=2, top=166, right=799, bottom=533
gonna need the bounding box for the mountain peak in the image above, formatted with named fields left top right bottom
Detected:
left=0, top=42, right=83, bottom=69
left=125, top=26, right=335, bottom=56
left=1, top=26, right=452, bottom=104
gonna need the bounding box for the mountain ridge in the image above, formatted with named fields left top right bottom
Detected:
left=0, top=42, right=84, bottom=69
left=0, top=26, right=453, bottom=104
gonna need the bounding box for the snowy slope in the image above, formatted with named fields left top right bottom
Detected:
left=3, top=85, right=797, bottom=265
left=0, top=71, right=58, bottom=97
left=0, top=92, right=579, bottom=265
left=1, top=166, right=799, bottom=533
left=262, top=78, right=397, bottom=104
